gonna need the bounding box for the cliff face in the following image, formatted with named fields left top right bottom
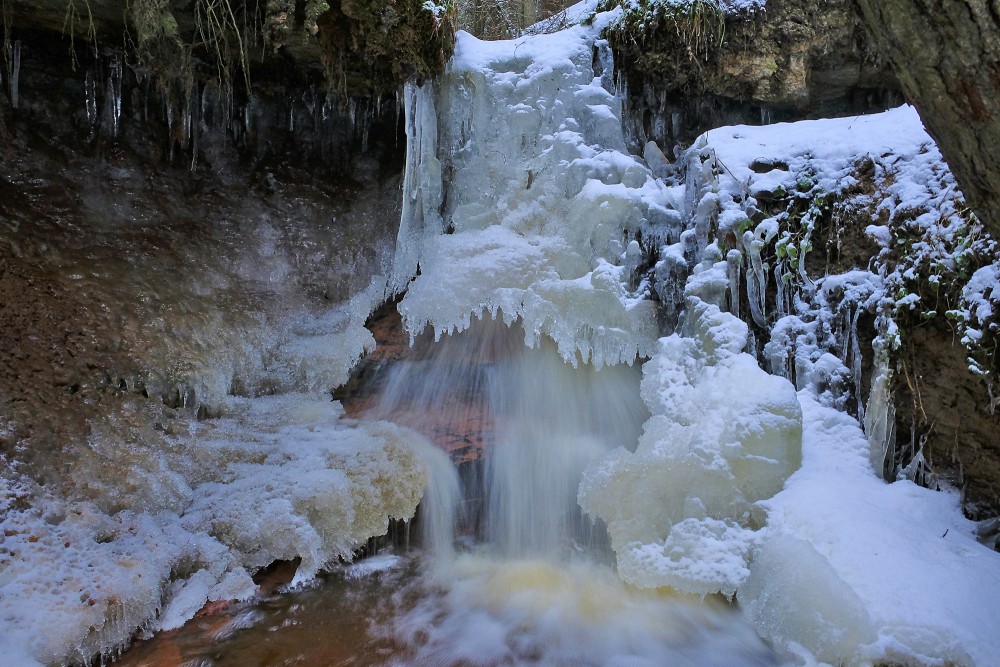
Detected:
left=1, top=0, right=455, bottom=99
left=603, top=0, right=899, bottom=150
left=0, top=10, right=411, bottom=504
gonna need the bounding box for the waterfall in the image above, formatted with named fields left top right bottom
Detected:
left=368, top=318, right=647, bottom=559
left=360, top=18, right=790, bottom=665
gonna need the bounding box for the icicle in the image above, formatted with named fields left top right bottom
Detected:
left=727, top=249, right=742, bottom=319
left=10, top=39, right=20, bottom=109
left=391, top=82, right=443, bottom=293
left=774, top=263, right=787, bottom=319
left=360, top=98, right=372, bottom=154
left=112, top=57, right=121, bottom=135
left=180, top=98, right=189, bottom=145
left=846, top=306, right=865, bottom=421
left=594, top=38, right=615, bottom=93
left=189, top=90, right=198, bottom=171
left=744, top=232, right=768, bottom=329
left=864, top=352, right=896, bottom=479
left=166, top=98, right=175, bottom=162
left=200, top=81, right=207, bottom=128
left=85, top=69, right=97, bottom=126
left=101, top=53, right=122, bottom=138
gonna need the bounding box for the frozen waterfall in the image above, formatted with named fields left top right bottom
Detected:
left=380, top=13, right=1000, bottom=667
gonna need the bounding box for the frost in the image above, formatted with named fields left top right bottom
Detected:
left=618, top=518, right=759, bottom=596
left=0, top=395, right=440, bottom=664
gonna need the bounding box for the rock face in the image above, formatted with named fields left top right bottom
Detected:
left=851, top=0, right=1000, bottom=242
left=0, top=30, right=405, bottom=503
left=605, top=0, right=900, bottom=150
left=1, top=0, right=455, bottom=99
left=892, top=318, right=1000, bottom=519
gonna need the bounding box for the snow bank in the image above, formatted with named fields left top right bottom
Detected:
left=745, top=394, right=1000, bottom=666
left=689, top=106, right=1000, bottom=664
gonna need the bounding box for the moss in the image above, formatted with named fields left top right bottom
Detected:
left=600, top=0, right=728, bottom=62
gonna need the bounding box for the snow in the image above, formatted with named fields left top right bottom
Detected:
left=748, top=394, right=1000, bottom=666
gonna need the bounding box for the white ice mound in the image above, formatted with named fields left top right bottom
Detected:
left=579, top=296, right=802, bottom=596
left=177, top=396, right=433, bottom=580
left=395, top=28, right=680, bottom=368
left=738, top=533, right=878, bottom=665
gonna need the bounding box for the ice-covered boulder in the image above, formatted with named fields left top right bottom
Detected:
left=579, top=296, right=802, bottom=596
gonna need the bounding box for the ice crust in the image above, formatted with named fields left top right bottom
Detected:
left=0, top=395, right=441, bottom=665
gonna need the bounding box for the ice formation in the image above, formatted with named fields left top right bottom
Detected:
left=0, top=395, right=445, bottom=665
left=579, top=293, right=802, bottom=597
left=682, top=106, right=1000, bottom=664
left=4, top=2, right=1000, bottom=665
left=394, top=22, right=681, bottom=368
left=397, top=18, right=1000, bottom=664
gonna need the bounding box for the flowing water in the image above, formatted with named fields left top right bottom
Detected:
left=116, top=319, right=777, bottom=666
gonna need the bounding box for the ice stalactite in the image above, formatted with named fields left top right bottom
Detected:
left=85, top=68, right=97, bottom=127
left=865, top=350, right=898, bottom=480
left=9, top=38, right=19, bottom=109
left=392, top=81, right=443, bottom=297
left=101, top=52, right=123, bottom=138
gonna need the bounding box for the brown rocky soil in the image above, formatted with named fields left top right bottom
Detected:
left=894, top=317, right=1000, bottom=518
left=0, top=37, right=405, bottom=510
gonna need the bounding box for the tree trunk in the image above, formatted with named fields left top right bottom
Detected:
left=852, top=0, right=1000, bottom=239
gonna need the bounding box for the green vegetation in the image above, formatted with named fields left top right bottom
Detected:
left=63, top=0, right=98, bottom=69
left=599, top=0, right=727, bottom=61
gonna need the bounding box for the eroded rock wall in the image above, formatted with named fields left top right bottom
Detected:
left=604, top=0, right=900, bottom=151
